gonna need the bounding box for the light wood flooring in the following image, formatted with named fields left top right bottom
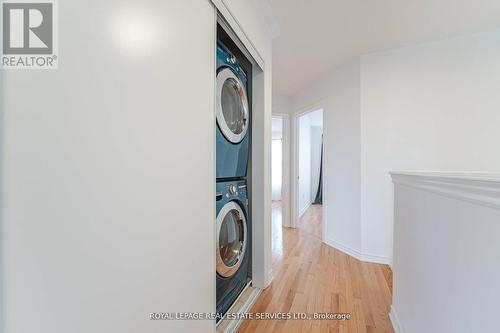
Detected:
left=238, top=202, right=394, bottom=333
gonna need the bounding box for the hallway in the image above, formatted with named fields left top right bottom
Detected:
left=239, top=204, right=394, bottom=333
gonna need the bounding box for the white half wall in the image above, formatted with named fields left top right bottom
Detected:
left=391, top=172, right=500, bottom=333
left=361, top=29, right=500, bottom=262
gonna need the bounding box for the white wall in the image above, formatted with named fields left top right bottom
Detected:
left=391, top=172, right=500, bottom=333
left=292, top=59, right=362, bottom=254
left=272, top=94, right=292, bottom=115
left=1, top=0, right=274, bottom=332
left=2, top=1, right=215, bottom=332
left=298, top=115, right=312, bottom=215
left=286, top=29, right=500, bottom=264
left=361, top=29, right=500, bottom=262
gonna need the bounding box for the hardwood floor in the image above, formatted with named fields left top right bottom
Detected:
left=238, top=203, right=394, bottom=333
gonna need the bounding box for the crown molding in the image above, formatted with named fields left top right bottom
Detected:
left=390, top=171, right=500, bottom=210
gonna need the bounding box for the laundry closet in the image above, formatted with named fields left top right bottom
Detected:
left=215, top=21, right=254, bottom=321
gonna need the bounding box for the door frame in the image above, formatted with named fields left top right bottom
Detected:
left=214, top=2, right=272, bottom=294
left=291, top=107, right=326, bottom=242
left=271, top=113, right=291, bottom=228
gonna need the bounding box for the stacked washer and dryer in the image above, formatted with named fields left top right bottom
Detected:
left=215, top=28, right=253, bottom=321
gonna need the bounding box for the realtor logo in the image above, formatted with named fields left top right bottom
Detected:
left=2, top=0, right=57, bottom=69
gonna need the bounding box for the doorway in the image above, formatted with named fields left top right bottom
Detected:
left=271, top=114, right=290, bottom=258
left=294, top=109, right=324, bottom=237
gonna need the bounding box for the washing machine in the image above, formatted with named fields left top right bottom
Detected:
left=216, top=41, right=250, bottom=180
left=216, top=179, right=251, bottom=319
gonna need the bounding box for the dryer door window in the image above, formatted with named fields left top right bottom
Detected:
left=216, top=201, right=247, bottom=278
left=216, top=68, right=249, bottom=144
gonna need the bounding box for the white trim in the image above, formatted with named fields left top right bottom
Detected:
left=211, top=11, right=219, bottom=331
left=210, top=0, right=265, bottom=70
left=219, top=285, right=262, bottom=333
left=211, top=0, right=271, bottom=313
left=215, top=282, right=251, bottom=329
left=389, top=306, right=405, bottom=333
left=321, top=110, right=328, bottom=244
left=360, top=252, right=392, bottom=266
left=324, top=238, right=392, bottom=265
left=265, top=269, right=274, bottom=287
left=325, top=238, right=362, bottom=258
left=292, top=107, right=326, bottom=230
left=391, top=171, right=500, bottom=182
left=298, top=201, right=311, bottom=218
left=272, top=113, right=291, bottom=228
left=391, top=171, right=500, bottom=210
left=281, top=115, right=291, bottom=228
left=290, top=114, right=298, bottom=228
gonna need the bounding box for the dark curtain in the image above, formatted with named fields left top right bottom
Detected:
left=313, top=138, right=323, bottom=205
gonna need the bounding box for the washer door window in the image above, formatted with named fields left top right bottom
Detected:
left=216, top=201, right=247, bottom=278
left=216, top=68, right=249, bottom=144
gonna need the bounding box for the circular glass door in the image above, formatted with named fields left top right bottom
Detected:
left=216, top=68, right=249, bottom=144
left=216, top=201, right=247, bottom=277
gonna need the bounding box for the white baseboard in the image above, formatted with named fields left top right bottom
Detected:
left=389, top=305, right=404, bottom=333
left=324, top=238, right=392, bottom=265
left=298, top=202, right=311, bottom=218
left=325, top=238, right=362, bottom=258
left=265, top=269, right=274, bottom=288
left=222, top=286, right=262, bottom=333
left=360, top=252, right=392, bottom=266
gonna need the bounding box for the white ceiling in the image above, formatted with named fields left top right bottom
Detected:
left=270, top=0, right=500, bottom=95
